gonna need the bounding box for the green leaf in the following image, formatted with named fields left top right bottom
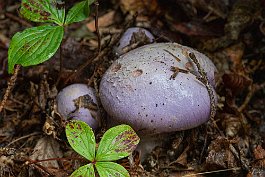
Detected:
left=95, top=162, right=129, bottom=177
left=65, top=0, right=94, bottom=25
left=96, top=125, right=140, bottom=161
left=66, top=120, right=96, bottom=162
left=71, top=163, right=95, bottom=177
left=20, top=0, right=65, bottom=25
left=8, top=25, right=63, bottom=73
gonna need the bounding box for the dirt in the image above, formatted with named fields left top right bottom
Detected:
left=0, top=0, right=265, bottom=176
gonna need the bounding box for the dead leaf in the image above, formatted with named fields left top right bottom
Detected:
left=86, top=11, right=115, bottom=32
left=43, top=117, right=56, bottom=137
left=30, top=137, right=63, bottom=168
left=253, top=145, right=265, bottom=168
left=172, top=21, right=217, bottom=37
left=224, top=43, right=245, bottom=70
left=171, top=146, right=188, bottom=167
left=205, top=137, right=237, bottom=170
left=120, top=0, right=158, bottom=14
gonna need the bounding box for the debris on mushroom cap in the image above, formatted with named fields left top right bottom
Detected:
left=56, top=84, right=100, bottom=130
left=100, top=43, right=217, bottom=134
left=114, top=27, right=155, bottom=56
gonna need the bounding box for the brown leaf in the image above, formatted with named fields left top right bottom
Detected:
left=222, top=72, right=252, bottom=95
left=222, top=113, right=242, bottom=137
left=205, top=137, right=237, bottom=170
left=253, top=145, right=265, bottom=168
left=86, top=11, right=115, bottom=32
left=172, top=21, right=217, bottom=37
left=223, top=43, right=245, bottom=70
left=30, top=137, right=63, bottom=168
left=120, top=0, right=158, bottom=14
left=173, top=146, right=188, bottom=167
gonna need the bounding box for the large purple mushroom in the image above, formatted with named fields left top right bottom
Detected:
left=114, top=27, right=155, bottom=56
left=56, top=84, right=100, bottom=130
left=99, top=43, right=217, bottom=135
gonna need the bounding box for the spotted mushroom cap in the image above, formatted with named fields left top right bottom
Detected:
left=56, top=84, right=100, bottom=130
left=100, top=43, right=217, bottom=134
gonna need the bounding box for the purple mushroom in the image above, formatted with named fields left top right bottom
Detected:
left=99, top=43, right=217, bottom=135
left=114, top=27, right=155, bottom=56
left=56, top=84, right=100, bottom=130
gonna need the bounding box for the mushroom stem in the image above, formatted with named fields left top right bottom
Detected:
left=136, top=133, right=173, bottom=161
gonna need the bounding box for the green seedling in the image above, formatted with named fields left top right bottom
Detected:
left=8, top=0, right=94, bottom=73
left=65, top=120, right=140, bottom=177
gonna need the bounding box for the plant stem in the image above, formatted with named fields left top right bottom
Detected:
left=56, top=44, right=63, bottom=86
left=26, top=157, right=88, bottom=164
left=0, top=64, right=21, bottom=113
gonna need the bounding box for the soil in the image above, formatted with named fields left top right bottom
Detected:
left=0, top=0, right=265, bottom=176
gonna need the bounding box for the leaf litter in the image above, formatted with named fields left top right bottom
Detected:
left=0, top=0, right=265, bottom=176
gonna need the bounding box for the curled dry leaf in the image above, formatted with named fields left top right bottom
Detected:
left=222, top=113, right=242, bottom=137
left=223, top=72, right=252, bottom=96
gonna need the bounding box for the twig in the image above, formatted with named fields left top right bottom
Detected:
left=0, top=64, right=21, bottom=113
left=199, top=132, right=208, bottom=163
left=65, top=13, right=137, bottom=84
left=56, top=44, right=63, bottom=86
left=188, top=52, right=216, bottom=120
left=188, top=53, right=223, bottom=135
left=5, top=12, right=32, bottom=27
left=26, top=157, right=87, bottom=164
left=94, top=0, right=101, bottom=53
left=27, top=162, right=53, bottom=176
left=5, top=132, right=41, bottom=147
left=65, top=48, right=107, bottom=84
left=229, top=144, right=249, bottom=171
left=0, top=33, right=10, bottom=48
left=182, top=167, right=242, bottom=176
left=238, top=84, right=254, bottom=112
left=65, top=32, right=121, bottom=84
left=239, top=82, right=265, bottom=112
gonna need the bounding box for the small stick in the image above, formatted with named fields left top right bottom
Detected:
left=5, top=12, right=32, bottom=27
left=0, top=64, right=21, bottom=113
left=188, top=52, right=216, bottom=120
left=94, top=0, right=101, bottom=53
left=6, top=132, right=41, bottom=147
left=26, top=157, right=87, bottom=164
left=182, top=167, right=242, bottom=176
left=56, top=44, right=63, bottom=86
left=65, top=13, right=137, bottom=83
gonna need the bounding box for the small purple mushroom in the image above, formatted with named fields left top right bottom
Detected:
left=114, top=27, right=155, bottom=56
left=100, top=43, right=217, bottom=135
left=56, top=84, right=100, bottom=130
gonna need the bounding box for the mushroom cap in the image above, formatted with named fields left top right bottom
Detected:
left=56, top=84, right=100, bottom=130
left=99, top=43, right=217, bottom=134
left=114, top=27, right=155, bottom=56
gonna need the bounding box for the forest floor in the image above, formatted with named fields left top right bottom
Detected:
left=0, top=0, right=265, bottom=176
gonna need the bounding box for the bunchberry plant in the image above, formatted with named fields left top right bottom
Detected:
left=8, top=0, right=94, bottom=73
left=65, top=120, right=140, bottom=177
